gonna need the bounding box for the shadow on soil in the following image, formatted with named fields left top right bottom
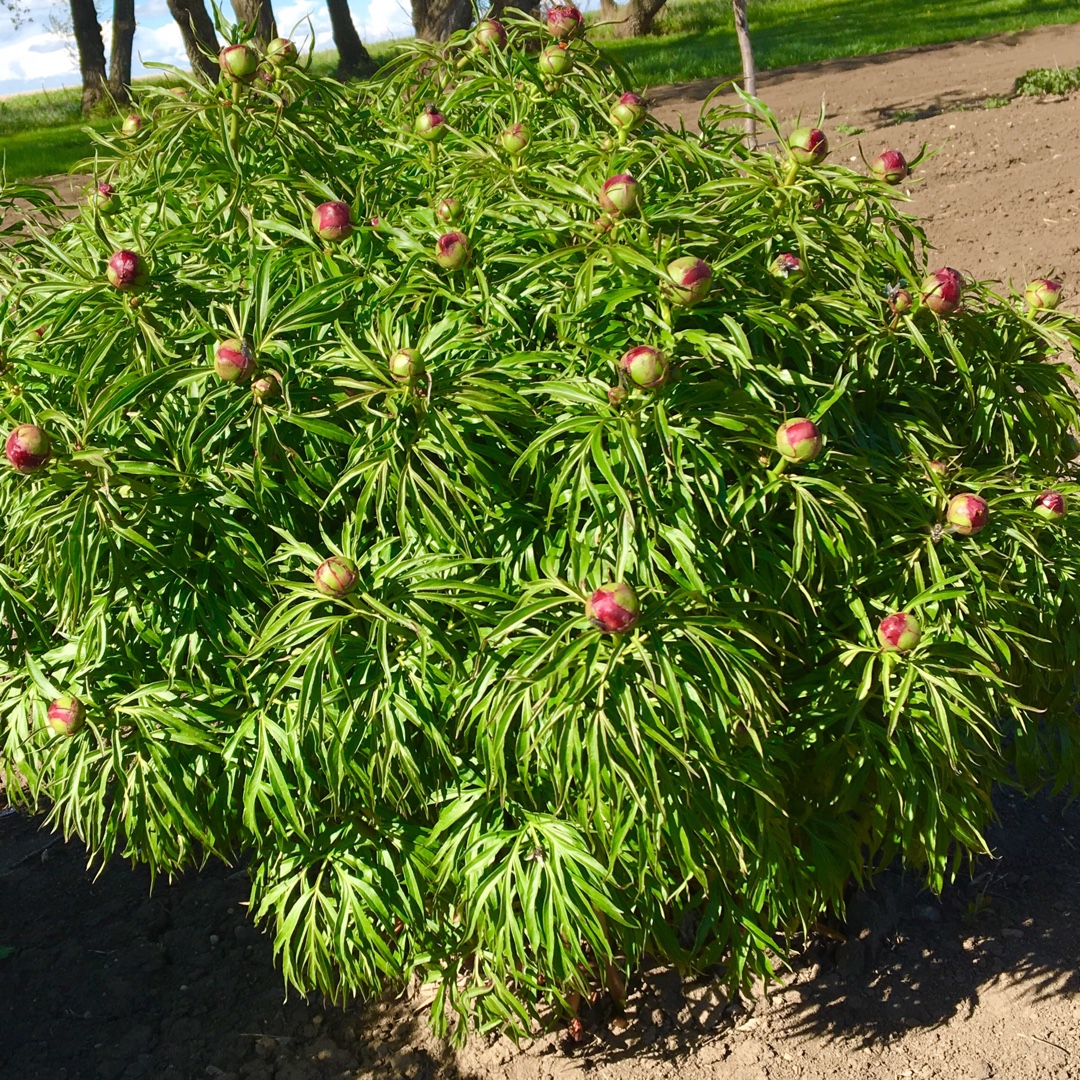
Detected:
left=1, top=788, right=1078, bottom=1079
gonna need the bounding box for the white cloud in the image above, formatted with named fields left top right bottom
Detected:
left=358, top=0, right=411, bottom=41
left=0, top=28, right=76, bottom=84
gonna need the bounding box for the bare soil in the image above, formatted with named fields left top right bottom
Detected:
left=6, top=25, right=1080, bottom=1080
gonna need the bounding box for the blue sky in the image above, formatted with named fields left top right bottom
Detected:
left=0, top=0, right=414, bottom=97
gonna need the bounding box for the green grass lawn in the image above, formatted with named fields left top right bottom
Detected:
left=4, top=0, right=1080, bottom=181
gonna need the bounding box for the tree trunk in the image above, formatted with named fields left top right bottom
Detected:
left=489, top=0, right=539, bottom=18
left=167, top=0, right=221, bottom=83
left=70, top=0, right=108, bottom=115
left=732, top=0, right=757, bottom=146
left=325, top=0, right=375, bottom=79
left=108, top=0, right=135, bottom=104
left=600, top=0, right=667, bottom=39
left=411, top=0, right=471, bottom=42
left=231, top=0, right=275, bottom=47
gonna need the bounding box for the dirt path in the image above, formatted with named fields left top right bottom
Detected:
left=6, top=25, right=1080, bottom=1080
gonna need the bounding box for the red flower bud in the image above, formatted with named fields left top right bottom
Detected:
left=265, top=37, right=299, bottom=66
left=500, top=121, right=530, bottom=154
left=5, top=424, right=50, bottom=473
left=214, top=338, right=256, bottom=383
left=315, top=556, right=358, bottom=598
left=609, top=91, right=647, bottom=131
left=539, top=44, right=572, bottom=77
left=474, top=18, right=507, bottom=49
left=776, top=418, right=822, bottom=463
left=871, top=149, right=908, bottom=184
left=1025, top=278, right=1062, bottom=311
left=435, top=231, right=470, bottom=270
left=585, top=582, right=640, bottom=633
left=877, top=612, right=921, bottom=652
left=946, top=493, right=989, bottom=536
left=921, top=267, right=963, bottom=315
left=121, top=114, right=143, bottom=135
left=598, top=174, right=640, bottom=215
left=106, top=249, right=149, bottom=290
left=414, top=105, right=447, bottom=142
left=663, top=256, right=712, bottom=307
left=435, top=196, right=461, bottom=224
left=1034, top=489, right=1066, bottom=521
left=311, top=201, right=353, bottom=242
left=389, top=347, right=424, bottom=382
left=47, top=695, right=86, bottom=736
left=788, top=126, right=828, bottom=165
left=546, top=4, right=585, bottom=40
left=220, top=44, right=259, bottom=83
left=769, top=253, right=804, bottom=280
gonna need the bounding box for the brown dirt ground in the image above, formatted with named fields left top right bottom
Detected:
left=5, top=25, right=1080, bottom=1080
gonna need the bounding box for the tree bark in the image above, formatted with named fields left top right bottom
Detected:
left=108, top=0, right=136, bottom=104
left=69, top=0, right=108, bottom=115
left=325, top=0, right=376, bottom=79
left=167, top=0, right=221, bottom=83
left=489, top=0, right=539, bottom=18
left=732, top=0, right=757, bottom=146
left=410, top=0, right=471, bottom=42
left=599, top=0, right=667, bottom=39
left=231, top=0, right=275, bottom=47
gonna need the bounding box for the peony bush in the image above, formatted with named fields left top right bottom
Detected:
left=2, top=15, right=1080, bottom=1041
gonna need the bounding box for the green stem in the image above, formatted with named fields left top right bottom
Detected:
left=768, top=456, right=788, bottom=480
left=229, top=81, right=241, bottom=156
left=782, top=158, right=799, bottom=186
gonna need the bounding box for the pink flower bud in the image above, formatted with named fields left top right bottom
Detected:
left=927, top=460, right=948, bottom=479
left=311, top=201, right=353, bottom=242
left=90, top=181, right=120, bottom=215
left=265, top=37, right=299, bottom=66
left=769, top=253, right=804, bottom=280
left=607, top=385, right=628, bottom=406
left=776, top=418, right=822, bottom=463
left=947, top=493, right=989, bottom=536
left=252, top=373, right=280, bottom=403
left=877, top=612, right=921, bottom=652
left=609, top=91, right=647, bottom=131
left=1025, top=278, right=1062, bottom=311
left=121, top=114, right=143, bottom=135
left=663, top=256, right=712, bottom=307
left=47, top=695, right=86, bottom=736
left=474, top=18, right=507, bottom=49
left=435, top=231, right=470, bottom=270
left=546, top=4, right=585, bottom=40
left=620, top=345, right=668, bottom=389
left=414, top=104, right=447, bottom=142
left=214, top=338, right=256, bottom=383
left=5, top=424, right=50, bottom=473
left=871, top=149, right=908, bottom=184
left=921, top=267, right=963, bottom=315
left=585, top=582, right=640, bottom=633
left=315, top=556, right=358, bottom=598
left=788, top=126, right=828, bottom=165
left=220, top=43, right=259, bottom=83
left=598, top=174, right=640, bottom=215
left=539, top=44, right=572, bottom=77
left=1034, top=489, right=1066, bottom=521
left=887, top=285, right=912, bottom=315
left=106, top=249, right=148, bottom=290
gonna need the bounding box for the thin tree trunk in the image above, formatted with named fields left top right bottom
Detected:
left=732, top=0, right=757, bottom=147
left=231, top=0, right=275, bottom=48
left=69, top=0, right=107, bottom=115
left=108, top=0, right=135, bottom=104
left=325, top=0, right=375, bottom=79
left=411, top=0, right=471, bottom=42
left=167, top=0, right=220, bottom=83
left=600, top=0, right=667, bottom=39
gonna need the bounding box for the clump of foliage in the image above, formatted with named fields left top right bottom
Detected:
left=2, top=15, right=1079, bottom=1042
left=1014, top=63, right=1080, bottom=97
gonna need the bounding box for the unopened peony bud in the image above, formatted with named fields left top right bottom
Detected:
left=609, top=91, right=647, bottom=131
left=607, top=385, right=628, bottom=406
left=788, top=126, right=828, bottom=165
left=265, top=37, right=299, bottom=66
left=435, top=231, right=470, bottom=270
left=315, top=555, right=358, bottom=598
left=1034, top=489, right=1066, bottom=521
left=500, top=122, right=530, bottom=154
left=252, top=373, right=280, bottom=403
left=921, top=267, right=963, bottom=315
left=598, top=174, right=640, bottom=215
left=662, top=256, right=712, bottom=307
left=620, top=345, right=668, bottom=389
left=90, top=181, right=120, bottom=215
left=474, top=18, right=507, bottom=50
left=770, top=253, right=804, bottom=280
left=389, top=347, right=424, bottom=382
left=887, top=285, right=913, bottom=315
left=121, top=114, right=143, bottom=135
left=877, top=612, right=921, bottom=652
left=414, top=105, right=447, bottom=142
left=106, top=249, right=149, bottom=290
left=546, top=4, right=585, bottom=40
left=1025, top=278, right=1063, bottom=311
left=947, top=493, right=989, bottom=535
left=871, top=149, right=908, bottom=184
left=214, top=338, right=256, bottom=383
left=539, top=44, right=572, bottom=77
left=311, top=201, right=353, bottom=242
left=46, top=695, right=86, bottom=736
left=220, top=44, right=259, bottom=83
left=586, top=582, right=640, bottom=633
left=5, top=424, right=50, bottom=473
left=776, top=418, right=822, bottom=463
left=436, top=196, right=461, bottom=224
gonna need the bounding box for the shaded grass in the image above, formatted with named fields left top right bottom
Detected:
left=601, top=0, right=1080, bottom=88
